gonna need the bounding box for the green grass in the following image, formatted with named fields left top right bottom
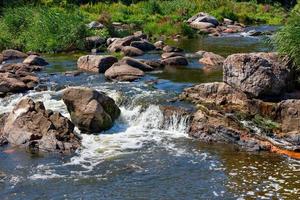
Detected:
left=274, top=3, right=300, bottom=68
left=0, top=0, right=288, bottom=52
left=0, top=6, right=90, bottom=53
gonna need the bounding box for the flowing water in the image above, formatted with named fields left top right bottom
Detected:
left=1, top=27, right=300, bottom=199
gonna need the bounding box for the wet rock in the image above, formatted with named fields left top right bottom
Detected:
left=23, top=55, right=48, bottom=66
left=162, top=56, right=188, bottom=66
left=121, top=46, right=144, bottom=57
left=119, top=57, right=153, bottom=71
left=0, top=72, right=39, bottom=94
left=1, top=49, right=28, bottom=61
left=108, top=36, right=141, bottom=52
left=187, top=12, right=219, bottom=27
left=85, top=36, right=106, bottom=50
left=161, top=52, right=184, bottom=59
left=163, top=45, right=183, bottom=53
left=0, top=63, right=43, bottom=73
left=2, top=98, right=81, bottom=153
left=62, top=87, right=121, bottom=133
left=130, top=41, right=156, bottom=51
left=104, top=63, right=145, bottom=81
left=189, top=109, right=246, bottom=143
left=223, top=53, right=294, bottom=98
left=87, top=21, right=105, bottom=29
left=199, top=52, right=225, bottom=66
left=154, top=41, right=164, bottom=50
left=141, top=60, right=164, bottom=69
left=180, top=82, right=248, bottom=106
left=77, top=55, right=118, bottom=73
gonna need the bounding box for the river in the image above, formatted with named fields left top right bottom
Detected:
left=0, top=26, right=299, bottom=199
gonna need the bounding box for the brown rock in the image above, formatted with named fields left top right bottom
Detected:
left=62, top=87, right=121, bottom=133
left=161, top=52, right=184, bottom=59
left=77, top=55, right=118, bottom=73
left=199, top=52, right=225, bottom=67
left=120, top=57, right=153, bottom=71
left=162, top=56, right=188, bottom=66
left=104, top=63, right=145, bottom=81
left=121, top=46, right=144, bottom=57
left=23, top=55, right=48, bottom=66
left=2, top=49, right=27, bottom=60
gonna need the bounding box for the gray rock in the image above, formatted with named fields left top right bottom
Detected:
left=223, top=52, right=294, bottom=98
left=87, top=21, right=105, bottom=29
left=130, top=41, right=156, bottom=51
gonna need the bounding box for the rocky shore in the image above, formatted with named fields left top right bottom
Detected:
left=179, top=52, right=300, bottom=159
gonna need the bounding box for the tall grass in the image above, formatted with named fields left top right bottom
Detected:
left=275, top=4, right=300, bottom=68
left=0, top=6, right=89, bottom=52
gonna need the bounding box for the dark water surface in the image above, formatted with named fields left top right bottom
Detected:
left=1, top=26, right=299, bottom=200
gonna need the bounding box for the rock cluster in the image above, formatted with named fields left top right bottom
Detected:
left=0, top=98, right=81, bottom=153
left=187, top=12, right=245, bottom=36
left=180, top=52, right=300, bottom=157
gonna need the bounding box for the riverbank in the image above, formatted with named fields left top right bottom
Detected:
left=0, top=0, right=287, bottom=53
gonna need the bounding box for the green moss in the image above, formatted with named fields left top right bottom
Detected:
left=252, top=115, right=280, bottom=131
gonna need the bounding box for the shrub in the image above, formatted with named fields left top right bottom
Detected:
left=275, top=4, right=300, bottom=67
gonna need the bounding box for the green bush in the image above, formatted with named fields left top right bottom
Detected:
left=275, top=4, right=300, bottom=67
left=0, top=6, right=89, bottom=52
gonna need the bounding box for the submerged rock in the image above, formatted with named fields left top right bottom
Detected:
left=23, top=55, right=48, bottom=66
left=104, top=63, right=145, bottom=81
left=1, top=49, right=28, bottom=61
left=63, top=87, right=121, bottom=133
left=77, top=55, right=118, bottom=73
left=223, top=52, right=294, bottom=98
left=2, top=98, right=81, bottom=153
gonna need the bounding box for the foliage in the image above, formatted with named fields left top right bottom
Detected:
left=0, top=6, right=89, bottom=52
left=274, top=4, right=300, bottom=68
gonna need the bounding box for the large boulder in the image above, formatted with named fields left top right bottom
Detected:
left=1, top=49, right=28, bottom=61
left=119, top=57, right=153, bottom=71
left=161, top=56, right=188, bottom=66
left=2, top=98, right=81, bottom=153
left=77, top=55, right=118, bottom=73
left=23, top=55, right=48, bottom=66
left=62, top=87, right=121, bottom=133
left=223, top=53, right=294, bottom=98
left=108, top=36, right=141, bottom=52
left=199, top=52, right=225, bottom=66
left=104, top=63, right=145, bottom=81
left=130, top=41, right=156, bottom=51
left=121, top=46, right=144, bottom=57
